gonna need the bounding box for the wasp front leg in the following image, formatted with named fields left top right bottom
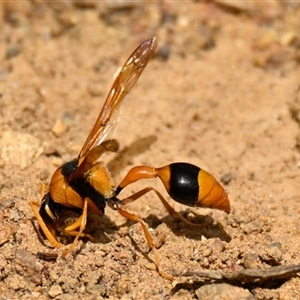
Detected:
left=30, top=194, right=94, bottom=254
left=29, top=200, right=64, bottom=249
left=29, top=184, right=64, bottom=249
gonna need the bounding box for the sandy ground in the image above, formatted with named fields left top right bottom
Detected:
left=0, top=2, right=300, bottom=299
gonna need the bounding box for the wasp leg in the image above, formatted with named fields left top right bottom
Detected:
left=63, top=215, right=95, bottom=241
left=29, top=201, right=63, bottom=249
left=62, top=198, right=90, bottom=256
left=113, top=205, right=173, bottom=281
left=121, top=187, right=206, bottom=228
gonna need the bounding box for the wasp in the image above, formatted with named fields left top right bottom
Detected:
left=29, top=37, right=230, bottom=280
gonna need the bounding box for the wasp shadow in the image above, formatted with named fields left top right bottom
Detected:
left=117, top=209, right=231, bottom=244
left=107, top=135, right=157, bottom=177
left=158, top=212, right=231, bottom=243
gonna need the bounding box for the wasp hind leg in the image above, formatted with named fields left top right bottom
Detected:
left=110, top=203, right=173, bottom=280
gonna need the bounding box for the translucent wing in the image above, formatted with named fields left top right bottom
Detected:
left=78, top=37, right=157, bottom=159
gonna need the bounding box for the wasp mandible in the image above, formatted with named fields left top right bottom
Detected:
left=30, top=37, right=230, bottom=280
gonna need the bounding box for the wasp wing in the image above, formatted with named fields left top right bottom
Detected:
left=70, top=38, right=157, bottom=180
left=79, top=37, right=157, bottom=159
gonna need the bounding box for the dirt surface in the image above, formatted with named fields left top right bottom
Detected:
left=0, top=2, right=300, bottom=299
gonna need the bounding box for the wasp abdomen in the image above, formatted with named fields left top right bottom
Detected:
left=155, top=162, right=230, bottom=214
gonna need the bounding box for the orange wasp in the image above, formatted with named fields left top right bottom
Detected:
left=30, top=37, right=230, bottom=280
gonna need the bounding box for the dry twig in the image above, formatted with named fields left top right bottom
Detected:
left=172, top=264, right=300, bottom=284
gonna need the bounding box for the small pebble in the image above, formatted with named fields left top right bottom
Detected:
left=52, top=119, right=68, bottom=136
left=196, top=283, right=255, bottom=300
left=48, top=284, right=63, bottom=298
